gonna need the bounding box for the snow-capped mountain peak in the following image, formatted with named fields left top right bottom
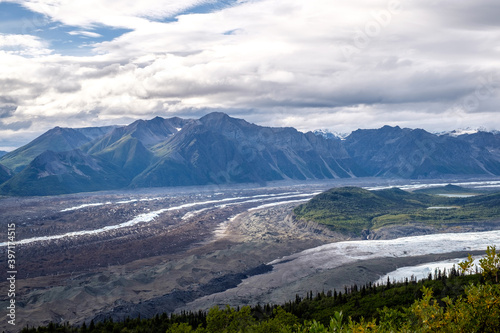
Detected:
left=313, top=129, right=350, bottom=140
left=436, top=127, right=489, bottom=137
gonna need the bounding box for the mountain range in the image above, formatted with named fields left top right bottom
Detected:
left=1, top=112, right=499, bottom=196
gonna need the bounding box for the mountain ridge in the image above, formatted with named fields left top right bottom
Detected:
left=0, top=125, right=116, bottom=172
left=1, top=113, right=500, bottom=196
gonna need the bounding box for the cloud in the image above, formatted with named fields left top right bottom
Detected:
left=0, top=105, right=17, bottom=118
left=14, top=0, right=220, bottom=28
left=0, top=0, right=499, bottom=150
left=423, top=0, right=500, bottom=29
left=0, top=119, right=32, bottom=131
left=0, top=33, right=51, bottom=56
left=68, top=30, right=103, bottom=38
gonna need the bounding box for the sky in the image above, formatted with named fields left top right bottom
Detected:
left=0, top=0, right=499, bottom=150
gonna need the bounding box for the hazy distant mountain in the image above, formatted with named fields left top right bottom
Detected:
left=0, top=149, right=129, bottom=196
left=1, top=113, right=500, bottom=196
left=344, top=125, right=500, bottom=178
left=0, top=125, right=115, bottom=172
left=0, top=151, right=7, bottom=158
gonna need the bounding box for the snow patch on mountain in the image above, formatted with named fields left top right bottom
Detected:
left=436, top=127, right=489, bottom=137
left=313, top=129, right=350, bottom=140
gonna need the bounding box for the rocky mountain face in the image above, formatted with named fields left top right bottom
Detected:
left=1, top=113, right=500, bottom=196
left=454, top=131, right=500, bottom=174
left=85, top=116, right=192, bottom=153
left=132, top=113, right=364, bottom=188
left=343, top=126, right=500, bottom=178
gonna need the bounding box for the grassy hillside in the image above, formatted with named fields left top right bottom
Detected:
left=92, top=135, right=154, bottom=178
left=293, top=186, right=500, bottom=235
left=413, top=184, right=485, bottom=195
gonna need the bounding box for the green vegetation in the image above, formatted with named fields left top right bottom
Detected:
left=0, top=163, right=12, bottom=183
left=92, top=135, right=154, bottom=178
left=0, top=151, right=130, bottom=196
left=0, top=127, right=90, bottom=172
left=413, top=184, right=485, bottom=195
left=21, top=247, right=500, bottom=332
left=293, top=186, right=500, bottom=235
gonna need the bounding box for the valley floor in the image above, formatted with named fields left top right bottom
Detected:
left=0, top=177, right=499, bottom=332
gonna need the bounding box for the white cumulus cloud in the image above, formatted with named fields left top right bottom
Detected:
left=0, top=0, right=499, bottom=149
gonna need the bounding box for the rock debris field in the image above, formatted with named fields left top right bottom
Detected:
left=1, top=178, right=499, bottom=331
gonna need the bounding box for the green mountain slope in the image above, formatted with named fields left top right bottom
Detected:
left=0, top=127, right=91, bottom=172
left=294, top=187, right=500, bottom=235
left=92, top=136, right=154, bottom=178
left=0, top=126, right=115, bottom=172
left=85, top=116, right=192, bottom=155
left=413, top=184, right=485, bottom=195
left=0, top=163, right=12, bottom=183
left=0, top=149, right=129, bottom=196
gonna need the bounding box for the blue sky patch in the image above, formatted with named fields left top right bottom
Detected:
left=0, top=2, right=131, bottom=56
left=156, top=0, right=240, bottom=23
